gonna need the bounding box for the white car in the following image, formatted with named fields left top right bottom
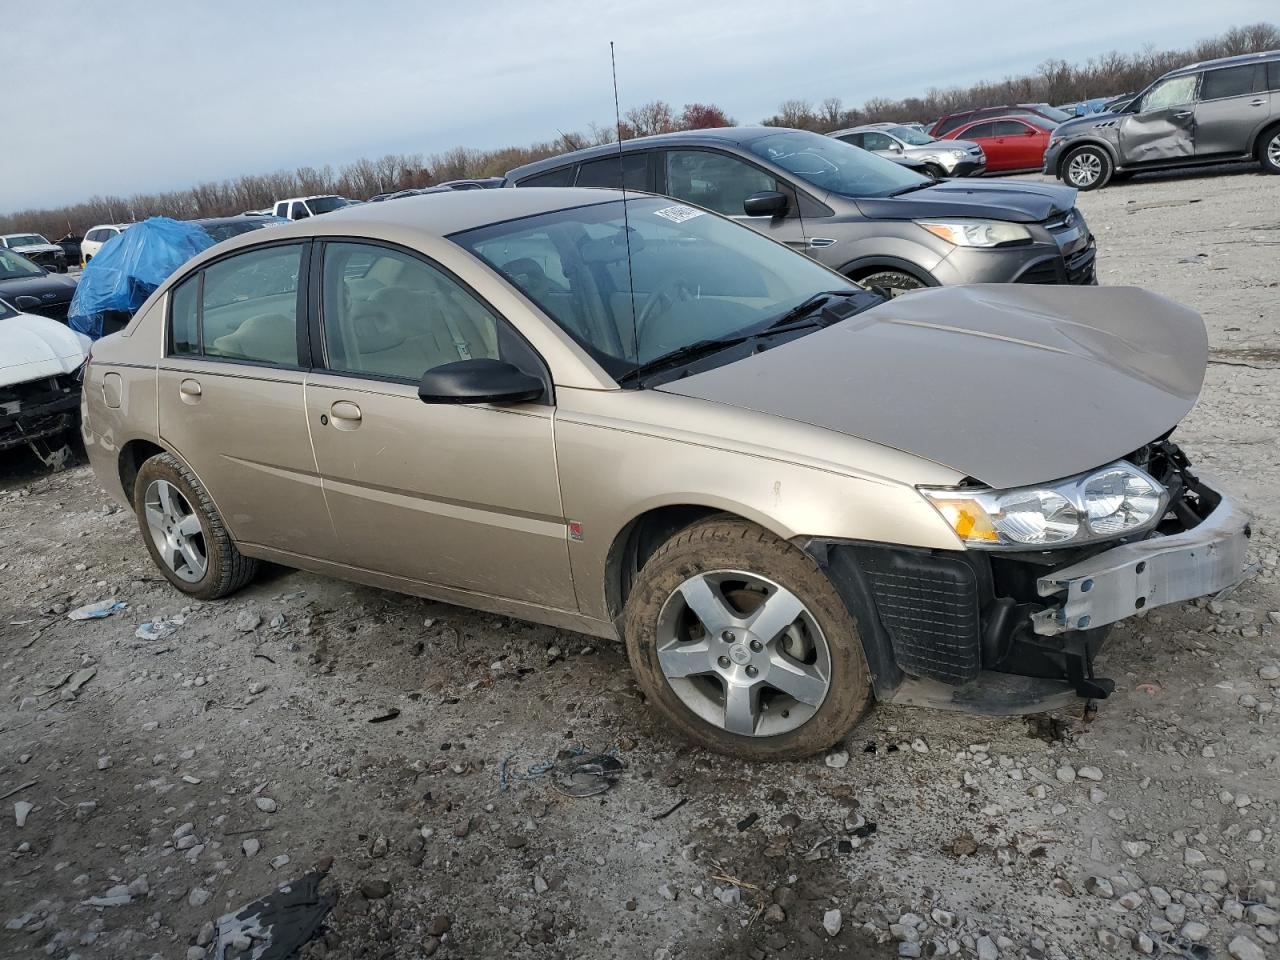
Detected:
left=0, top=298, right=89, bottom=466
left=0, top=233, right=68, bottom=273
left=270, top=195, right=353, bottom=220
left=81, top=223, right=132, bottom=265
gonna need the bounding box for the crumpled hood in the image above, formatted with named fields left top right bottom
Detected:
left=656, top=285, right=1206, bottom=489
left=0, top=312, right=91, bottom=387
left=853, top=178, right=1077, bottom=223
left=10, top=242, right=63, bottom=256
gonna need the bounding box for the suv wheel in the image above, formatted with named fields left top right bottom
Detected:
left=1063, top=145, right=1113, bottom=190
left=133, top=452, right=258, bottom=600
left=1260, top=126, right=1280, bottom=175
left=623, top=517, right=872, bottom=760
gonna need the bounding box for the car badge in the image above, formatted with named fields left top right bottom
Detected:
left=568, top=520, right=584, bottom=542
left=42, top=293, right=57, bottom=300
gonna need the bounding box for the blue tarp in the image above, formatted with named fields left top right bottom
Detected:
left=68, top=217, right=214, bottom=339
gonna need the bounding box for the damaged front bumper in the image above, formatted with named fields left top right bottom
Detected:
left=0, top=374, right=81, bottom=453
left=804, top=469, right=1250, bottom=716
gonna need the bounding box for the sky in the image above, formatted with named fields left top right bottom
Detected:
left=3, top=0, right=1274, bottom=212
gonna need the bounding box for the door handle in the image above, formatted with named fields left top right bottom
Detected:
left=1172, top=111, right=1192, bottom=119
left=1250, top=98, right=1267, bottom=106
left=329, top=400, right=362, bottom=431
left=178, top=379, right=202, bottom=404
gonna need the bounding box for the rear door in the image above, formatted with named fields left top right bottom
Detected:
left=660, top=148, right=808, bottom=254
left=303, top=240, right=576, bottom=609
left=1193, top=63, right=1269, bottom=156
left=1119, top=74, right=1198, bottom=163
left=157, top=241, right=335, bottom=557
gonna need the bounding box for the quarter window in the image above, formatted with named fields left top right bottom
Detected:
left=1140, top=75, right=1198, bottom=112
left=663, top=150, right=776, bottom=216
left=170, top=275, right=200, bottom=356
left=1200, top=64, right=1258, bottom=100
left=201, top=244, right=303, bottom=364
left=319, top=243, right=501, bottom=380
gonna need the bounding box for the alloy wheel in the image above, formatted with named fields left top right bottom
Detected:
left=143, top=479, right=207, bottom=583
left=1268, top=133, right=1280, bottom=169
left=654, top=570, right=831, bottom=737
left=1067, top=151, right=1102, bottom=187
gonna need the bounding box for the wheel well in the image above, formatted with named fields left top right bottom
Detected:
left=1253, top=119, right=1280, bottom=158
left=1056, top=140, right=1114, bottom=177
left=606, top=505, right=727, bottom=623
left=844, top=262, right=932, bottom=286
left=118, top=439, right=167, bottom=504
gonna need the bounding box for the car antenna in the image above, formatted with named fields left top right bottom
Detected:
left=611, top=41, right=640, bottom=374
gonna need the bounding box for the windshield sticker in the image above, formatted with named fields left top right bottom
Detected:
left=652, top=204, right=706, bottom=224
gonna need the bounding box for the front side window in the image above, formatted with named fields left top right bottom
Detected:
left=861, top=132, right=897, bottom=151
left=320, top=242, right=499, bottom=380
left=962, top=122, right=996, bottom=140
left=1200, top=64, right=1258, bottom=100
left=993, top=120, right=1031, bottom=137
left=576, top=152, right=649, bottom=190
left=664, top=150, right=777, bottom=216
left=200, top=244, right=303, bottom=364
left=519, top=166, right=575, bottom=187
left=836, top=133, right=864, bottom=147
left=1140, top=75, right=1198, bottom=112
left=1269, top=60, right=1280, bottom=92
left=744, top=130, right=926, bottom=198
left=454, top=197, right=857, bottom=377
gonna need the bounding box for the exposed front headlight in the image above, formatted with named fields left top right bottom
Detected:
left=948, top=149, right=967, bottom=160
left=921, top=461, right=1167, bottom=549
left=916, top=219, right=1032, bottom=247
left=1050, top=136, right=1066, bottom=148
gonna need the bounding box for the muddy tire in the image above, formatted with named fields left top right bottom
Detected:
left=1062, top=144, right=1113, bottom=190
left=133, top=452, right=257, bottom=600
left=855, top=269, right=927, bottom=298
left=1259, top=125, right=1280, bottom=175
left=623, top=516, right=873, bottom=760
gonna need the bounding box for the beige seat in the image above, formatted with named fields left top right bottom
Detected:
left=343, top=283, right=498, bottom=379
left=210, top=314, right=296, bottom=364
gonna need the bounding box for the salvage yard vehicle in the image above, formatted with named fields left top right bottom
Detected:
left=1, top=297, right=89, bottom=466
left=1045, top=49, right=1280, bottom=189
left=828, top=123, right=987, bottom=178
left=0, top=232, right=68, bottom=272
left=506, top=127, right=1096, bottom=294
left=941, top=114, right=1056, bottom=173
left=81, top=189, right=1249, bottom=759
left=271, top=195, right=354, bottom=220
left=81, top=223, right=131, bottom=265
left=0, top=248, right=77, bottom=322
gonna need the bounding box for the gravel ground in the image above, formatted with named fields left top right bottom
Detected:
left=2, top=162, right=1278, bottom=960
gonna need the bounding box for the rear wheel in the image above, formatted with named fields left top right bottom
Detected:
left=1062, top=145, right=1113, bottom=190
left=623, top=517, right=872, bottom=760
left=1260, top=125, right=1280, bottom=175
left=133, top=452, right=258, bottom=600
left=855, top=269, right=927, bottom=298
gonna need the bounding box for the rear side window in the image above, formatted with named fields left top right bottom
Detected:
left=167, top=244, right=303, bottom=365
left=1200, top=64, right=1258, bottom=100
left=576, top=152, right=649, bottom=189
left=935, top=116, right=968, bottom=136
left=517, top=166, right=575, bottom=187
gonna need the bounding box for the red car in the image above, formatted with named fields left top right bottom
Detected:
left=942, top=116, right=1055, bottom=174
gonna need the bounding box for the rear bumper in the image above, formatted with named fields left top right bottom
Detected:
left=803, top=472, right=1249, bottom=715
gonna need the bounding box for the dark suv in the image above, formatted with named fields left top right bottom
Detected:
left=1044, top=50, right=1280, bottom=190
left=505, top=127, right=1095, bottom=295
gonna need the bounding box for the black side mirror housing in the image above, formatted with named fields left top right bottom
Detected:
left=743, top=191, right=789, bottom=218
left=14, top=295, right=42, bottom=310
left=418, top=358, right=544, bottom=405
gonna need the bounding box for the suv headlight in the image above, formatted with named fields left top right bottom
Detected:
left=916, top=219, right=1032, bottom=247
left=921, top=461, right=1167, bottom=549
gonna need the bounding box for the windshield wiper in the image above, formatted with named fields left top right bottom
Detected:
left=888, top=180, right=938, bottom=196
left=763, top=289, right=859, bottom=331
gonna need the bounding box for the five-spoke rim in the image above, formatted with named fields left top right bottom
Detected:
left=655, top=570, right=831, bottom=737
left=143, top=479, right=207, bottom=583
left=1067, top=151, right=1102, bottom=186
left=1268, top=132, right=1280, bottom=168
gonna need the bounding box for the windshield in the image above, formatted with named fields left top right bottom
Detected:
left=886, top=126, right=935, bottom=146
left=6, top=234, right=49, bottom=247
left=744, top=130, right=927, bottom=198
left=0, top=249, right=45, bottom=279
left=1034, top=104, right=1072, bottom=123
left=1024, top=114, right=1058, bottom=131
left=453, top=197, right=859, bottom=380
left=308, top=196, right=349, bottom=214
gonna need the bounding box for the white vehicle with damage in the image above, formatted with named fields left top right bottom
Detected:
left=0, top=298, right=89, bottom=466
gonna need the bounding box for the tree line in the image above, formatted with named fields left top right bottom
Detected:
left=3, top=22, right=1275, bottom=241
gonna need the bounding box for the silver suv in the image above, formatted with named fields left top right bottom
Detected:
left=1044, top=50, right=1280, bottom=189
left=829, top=123, right=986, bottom=178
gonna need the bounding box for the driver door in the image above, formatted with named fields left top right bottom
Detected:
left=660, top=148, right=809, bottom=255
left=1119, top=74, right=1199, bottom=162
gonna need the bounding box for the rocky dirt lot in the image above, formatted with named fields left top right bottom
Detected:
left=2, top=163, right=1279, bottom=960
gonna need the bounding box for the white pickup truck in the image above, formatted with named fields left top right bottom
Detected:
left=271, top=195, right=354, bottom=220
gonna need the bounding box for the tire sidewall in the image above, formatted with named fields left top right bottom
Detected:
left=623, top=521, right=872, bottom=760
left=133, top=454, right=225, bottom=600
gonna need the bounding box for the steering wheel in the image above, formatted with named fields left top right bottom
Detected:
left=635, top=278, right=695, bottom=339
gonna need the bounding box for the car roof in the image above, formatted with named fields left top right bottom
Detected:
left=88, top=223, right=130, bottom=230
left=278, top=194, right=344, bottom=202
left=193, top=215, right=286, bottom=227
left=505, top=127, right=786, bottom=181
left=1163, top=48, right=1280, bottom=78
left=828, top=123, right=906, bottom=136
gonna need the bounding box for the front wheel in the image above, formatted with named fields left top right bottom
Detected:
left=1062, top=145, right=1113, bottom=190
left=855, top=269, right=927, bottom=298
left=133, top=452, right=258, bottom=600
left=1260, top=126, right=1280, bottom=175
left=623, top=517, right=872, bottom=760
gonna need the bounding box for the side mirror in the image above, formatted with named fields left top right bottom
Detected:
left=14, top=295, right=42, bottom=310
left=889, top=142, right=904, bottom=153
left=418, top=358, right=544, bottom=405
left=743, top=191, right=789, bottom=217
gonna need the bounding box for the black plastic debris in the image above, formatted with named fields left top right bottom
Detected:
left=212, top=867, right=335, bottom=959
left=367, top=708, right=400, bottom=724
left=850, top=821, right=877, bottom=839
left=555, top=754, right=624, bottom=797
left=736, top=812, right=759, bottom=832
